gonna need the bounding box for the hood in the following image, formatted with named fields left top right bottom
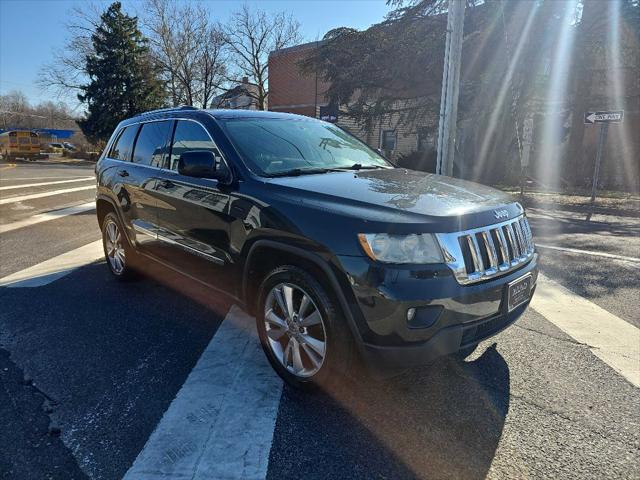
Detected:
left=265, top=168, right=520, bottom=226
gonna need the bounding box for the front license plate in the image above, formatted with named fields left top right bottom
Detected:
left=507, top=273, right=532, bottom=312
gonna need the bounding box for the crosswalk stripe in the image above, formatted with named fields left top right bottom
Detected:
left=535, top=244, right=640, bottom=263
left=123, top=305, right=282, bottom=480
left=0, top=185, right=95, bottom=205
left=532, top=273, right=640, bottom=388
left=0, top=175, right=90, bottom=182
left=0, top=176, right=94, bottom=191
left=0, top=240, right=104, bottom=288
left=0, top=202, right=95, bottom=234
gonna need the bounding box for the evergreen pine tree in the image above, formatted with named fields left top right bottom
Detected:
left=78, top=2, right=165, bottom=142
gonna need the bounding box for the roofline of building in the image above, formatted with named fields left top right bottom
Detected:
left=269, top=40, right=326, bottom=58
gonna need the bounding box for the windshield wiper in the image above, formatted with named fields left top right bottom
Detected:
left=338, top=163, right=387, bottom=171
left=264, top=167, right=331, bottom=178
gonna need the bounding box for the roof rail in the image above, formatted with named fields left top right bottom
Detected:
left=140, top=105, right=198, bottom=116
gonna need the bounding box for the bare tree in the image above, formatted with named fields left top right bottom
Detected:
left=144, top=0, right=227, bottom=108
left=0, top=91, right=78, bottom=130
left=38, top=3, right=103, bottom=101
left=221, top=5, right=301, bottom=110
left=200, top=28, right=228, bottom=108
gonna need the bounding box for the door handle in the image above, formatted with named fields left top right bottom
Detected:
left=159, top=179, right=175, bottom=189
left=117, top=169, right=129, bottom=177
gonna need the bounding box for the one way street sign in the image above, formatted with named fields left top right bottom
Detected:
left=584, top=110, right=624, bottom=124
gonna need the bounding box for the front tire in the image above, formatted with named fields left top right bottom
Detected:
left=256, top=265, right=355, bottom=390
left=101, top=212, right=136, bottom=280
left=454, top=342, right=478, bottom=360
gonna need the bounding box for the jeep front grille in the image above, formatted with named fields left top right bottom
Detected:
left=437, top=215, right=535, bottom=285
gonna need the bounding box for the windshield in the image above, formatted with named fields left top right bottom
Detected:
left=219, top=117, right=392, bottom=176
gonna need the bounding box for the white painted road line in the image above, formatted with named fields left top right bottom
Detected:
left=0, top=202, right=95, bottom=234
left=0, top=176, right=94, bottom=191
left=532, top=273, right=640, bottom=388
left=0, top=175, right=90, bottom=182
left=0, top=185, right=95, bottom=205
left=0, top=240, right=104, bottom=288
left=536, top=244, right=640, bottom=264
left=124, top=305, right=282, bottom=480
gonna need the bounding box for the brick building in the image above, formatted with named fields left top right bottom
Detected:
left=268, top=42, right=326, bottom=118
left=268, top=41, right=436, bottom=162
left=268, top=12, right=639, bottom=190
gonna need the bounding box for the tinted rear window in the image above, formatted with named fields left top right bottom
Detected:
left=109, top=125, right=138, bottom=161
left=132, top=121, right=173, bottom=167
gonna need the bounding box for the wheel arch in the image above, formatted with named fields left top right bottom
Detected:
left=243, top=240, right=364, bottom=348
left=96, top=194, right=134, bottom=248
left=96, top=195, right=116, bottom=227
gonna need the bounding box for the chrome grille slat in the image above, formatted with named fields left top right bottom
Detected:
left=505, top=224, right=519, bottom=260
left=512, top=223, right=524, bottom=258
left=495, top=228, right=510, bottom=267
left=521, top=217, right=534, bottom=253
left=520, top=219, right=530, bottom=253
left=437, top=214, right=535, bottom=285
left=516, top=219, right=526, bottom=252
left=468, top=234, right=484, bottom=272
left=513, top=221, right=526, bottom=258
left=481, top=231, right=498, bottom=270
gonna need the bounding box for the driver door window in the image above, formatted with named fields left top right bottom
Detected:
left=168, top=121, right=221, bottom=172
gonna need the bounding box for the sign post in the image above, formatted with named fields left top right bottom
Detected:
left=583, top=110, right=624, bottom=205
left=520, top=117, right=534, bottom=199
left=590, top=123, right=608, bottom=204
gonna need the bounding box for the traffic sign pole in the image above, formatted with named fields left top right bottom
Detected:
left=590, top=123, right=609, bottom=205
left=583, top=109, right=622, bottom=209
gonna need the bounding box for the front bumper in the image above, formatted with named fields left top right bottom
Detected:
left=336, top=252, right=538, bottom=369
left=360, top=299, right=532, bottom=369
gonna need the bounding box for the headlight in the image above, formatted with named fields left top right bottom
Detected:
left=357, top=233, right=444, bottom=264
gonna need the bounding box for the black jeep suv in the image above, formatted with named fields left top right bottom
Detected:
left=96, top=107, right=538, bottom=387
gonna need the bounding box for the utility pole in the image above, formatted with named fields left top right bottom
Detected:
left=436, top=0, right=466, bottom=176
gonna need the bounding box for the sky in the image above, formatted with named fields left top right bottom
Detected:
left=0, top=0, right=393, bottom=110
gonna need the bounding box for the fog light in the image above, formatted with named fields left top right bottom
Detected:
left=407, top=305, right=444, bottom=329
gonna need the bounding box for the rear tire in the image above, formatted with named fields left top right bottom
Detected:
left=101, top=212, right=136, bottom=280
left=256, top=265, right=355, bottom=391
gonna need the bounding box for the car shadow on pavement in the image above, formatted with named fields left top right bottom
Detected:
left=0, top=349, right=88, bottom=480
left=269, top=343, right=510, bottom=480
left=0, top=262, right=231, bottom=480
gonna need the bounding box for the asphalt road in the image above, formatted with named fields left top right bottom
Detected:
left=1, top=160, right=638, bottom=479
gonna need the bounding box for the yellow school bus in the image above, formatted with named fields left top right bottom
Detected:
left=0, top=130, right=42, bottom=160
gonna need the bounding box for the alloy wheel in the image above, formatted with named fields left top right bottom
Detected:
left=264, top=283, right=327, bottom=378
left=103, top=218, right=126, bottom=274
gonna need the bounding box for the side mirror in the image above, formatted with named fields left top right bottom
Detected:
left=178, top=150, right=224, bottom=180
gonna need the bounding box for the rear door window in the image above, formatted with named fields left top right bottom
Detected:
left=109, top=125, right=138, bottom=161
left=132, top=121, right=173, bottom=167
